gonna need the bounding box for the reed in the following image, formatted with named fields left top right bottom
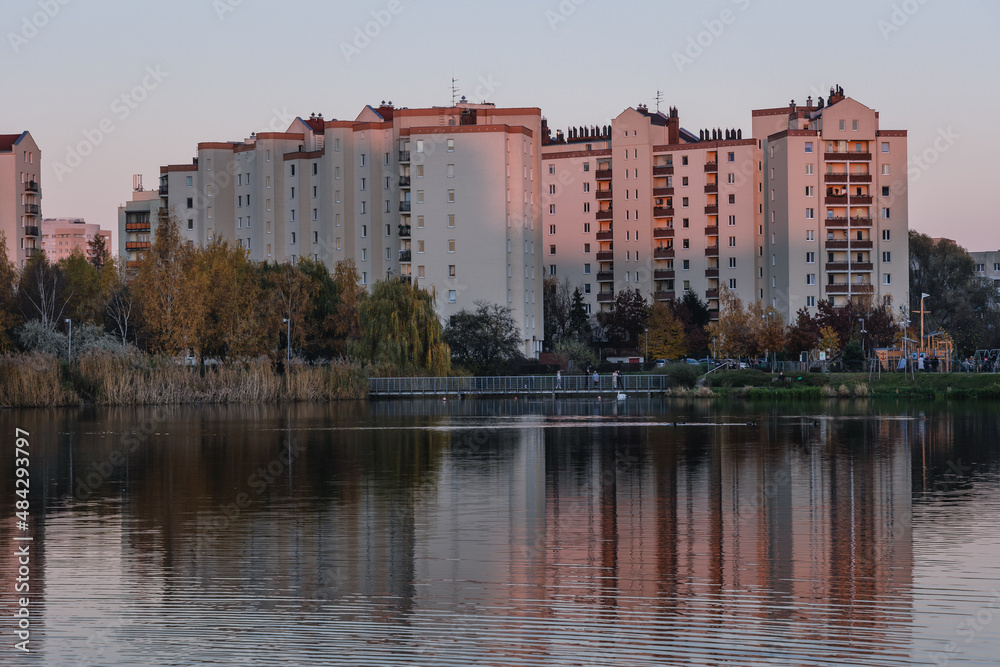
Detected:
left=0, top=352, right=79, bottom=407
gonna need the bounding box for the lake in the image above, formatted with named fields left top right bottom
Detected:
left=2, top=398, right=999, bottom=666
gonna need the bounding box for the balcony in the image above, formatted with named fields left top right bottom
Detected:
left=852, top=262, right=874, bottom=271
left=850, top=217, right=873, bottom=226
left=653, top=187, right=674, bottom=197
left=653, top=247, right=675, bottom=259
left=851, top=239, right=873, bottom=249
left=824, top=174, right=848, bottom=183
left=24, top=226, right=39, bottom=237
left=826, top=240, right=849, bottom=249
left=25, top=181, right=39, bottom=193
left=825, top=217, right=847, bottom=227
left=125, top=222, right=151, bottom=232
left=825, top=152, right=871, bottom=162
left=398, top=176, right=411, bottom=187
left=705, top=245, right=719, bottom=256
left=704, top=183, right=718, bottom=194
left=825, top=195, right=848, bottom=205
left=126, top=241, right=151, bottom=251
left=596, top=210, right=613, bottom=221
left=596, top=230, right=613, bottom=241
left=825, top=283, right=874, bottom=295
left=705, top=289, right=719, bottom=299
left=653, top=207, right=674, bottom=218
left=597, top=292, right=614, bottom=303
left=398, top=224, right=411, bottom=237
left=399, top=250, right=412, bottom=262
left=704, top=161, right=717, bottom=172
left=653, top=227, right=674, bottom=239
left=704, top=225, right=718, bottom=236
left=705, top=268, right=719, bottom=278
left=652, top=165, right=674, bottom=176
left=595, top=169, right=612, bottom=180
left=704, top=205, right=718, bottom=215
left=158, top=208, right=170, bottom=220
left=825, top=262, right=849, bottom=272
left=158, top=184, right=168, bottom=196
left=849, top=173, right=872, bottom=183
left=596, top=189, right=613, bottom=200
left=851, top=196, right=873, bottom=205
left=398, top=275, right=412, bottom=285
left=399, top=201, right=411, bottom=212
left=653, top=269, right=675, bottom=280
left=654, top=291, right=675, bottom=301
left=126, top=260, right=141, bottom=269
left=24, top=204, right=40, bottom=216
left=25, top=247, right=39, bottom=257
left=596, top=271, right=614, bottom=282
left=399, top=151, right=410, bottom=162
left=596, top=251, right=614, bottom=262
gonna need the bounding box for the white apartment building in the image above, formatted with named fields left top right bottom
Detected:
left=0, top=131, right=42, bottom=266
left=142, top=102, right=545, bottom=357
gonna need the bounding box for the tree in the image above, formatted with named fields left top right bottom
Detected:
left=18, top=251, right=69, bottom=330
left=354, top=279, right=450, bottom=375
left=104, top=256, right=136, bottom=348
left=330, top=258, right=364, bottom=353
left=568, top=287, right=591, bottom=342
left=785, top=308, right=820, bottom=359
left=543, top=276, right=571, bottom=347
left=443, top=301, right=522, bottom=374
left=646, top=300, right=686, bottom=360
left=674, top=291, right=711, bottom=357
left=58, top=249, right=103, bottom=325
left=818, top=325, right=841, bottom=357
left=197, top=238, right=268, bottom=362
left=87, top=233, right=110, bottom=272
left=0, top=232, right=21, bottom=352
left=708, top=286, right=751, bottom=358
left=263, top=260, right=317, bottom=363
left=597, top=288, right=649, bottom=349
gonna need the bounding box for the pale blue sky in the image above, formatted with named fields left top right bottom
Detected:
left=5, top=0, right=997, bottom=249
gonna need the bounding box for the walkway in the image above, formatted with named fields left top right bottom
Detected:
left=369, top=375, right=669, bottom=397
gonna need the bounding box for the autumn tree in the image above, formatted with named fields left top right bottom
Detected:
left=354, top=279, right=450, bottom=375
left=104, top=256, right=136, bottom=347
left=262, top=260, right=317, bottom=363
left=18, top=251, right=69, bottom=330
left=708, top=286, right=751, bottom=358
left=59, top=249, right=104, bottom=325
left=197, top=238, right=268, bottom=362
left=646, top=300, right=686, bottom=360
left=785, top=308, right=820, bottom=359
left=0, top=232, right=21, bottom=351
left=329, top=258, right=364, bottom=354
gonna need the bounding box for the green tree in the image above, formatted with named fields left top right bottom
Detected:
left=597, top=288, right=649, bottom=349
left=354, top=279, right=450, bottom=375
left=674, top=291, right=711, bottom=357
left=785, top=308, right=820, bottom=359
left=58, top=249, right=103, bottom=325
left=543, top=276, right=571, bottom=348
left=87, top=233, right=111, bottom=272
left=568, top=287, right=592, bottom=342
left=443, top=301, right=522, bottom=374
left=0, top=232, right=21, bottom=351
left=330, top=258, right=364, bottom=354
left=263, top=260, right=317, bottom=363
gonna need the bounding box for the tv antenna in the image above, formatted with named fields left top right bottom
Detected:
left=451, top=76, right=460, bottom=106
left=655, top=90, right=663, bottom=113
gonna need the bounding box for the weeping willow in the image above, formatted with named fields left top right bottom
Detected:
left=355, top=279, right=451, bottom=376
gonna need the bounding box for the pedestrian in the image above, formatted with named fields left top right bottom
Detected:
left=611, top=371, right=617, bottom=389
left=592, top=370, right=599, bottom=388
left=556, top=370, right=562, bottom=389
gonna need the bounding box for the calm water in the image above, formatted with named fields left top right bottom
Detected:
left=2, top=398, right=999, bottom=666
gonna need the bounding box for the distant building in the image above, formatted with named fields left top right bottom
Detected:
left=0, top=131, right=42, bottom=266
left=118, top=175, right=162, bottom=267
left=969, top=250, right=1000, bottom=291
left=40, top=218, right=111, bottom=262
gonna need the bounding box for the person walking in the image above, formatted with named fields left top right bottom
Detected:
left=592, top=370, right=599, bottom=388
left=556, top=370, right=562, bottom=390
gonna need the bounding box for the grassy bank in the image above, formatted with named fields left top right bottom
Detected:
left=0, top=351, right=369, bottom=408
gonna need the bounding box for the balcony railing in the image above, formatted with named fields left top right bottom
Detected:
left=399, top=201, right=411, bottom=212
left=654, top=291, right=675, bottom=301
left=653, top=269, right=675, bottom=280
left=851, top=239, right=873, bottom=249
left=596, top=251, right=614, bottom=262
left=704, top=183, right=718, bottom=194
left=596, top=189, right=612, bottom=200
left=826, top=239, right=873, bottom=250
left=704, top=162, right=717, bottom=172
left=825, top=283, right=874, bottom=294
left=825, top=195, right=848, bottom=205
left=125, top=222, right=151, bottom=232
left=852, top=262, right=874, bottom=271
left=825, top=152, right=871, bottom=161
left=158, top=185, right=168, bottom=195
left=398, top=225, right=411, bottom=237
left=158, top=208, right=170, bottom=220
left=704, top=226, right=719, bottom=235
left=399, top=250, right=412, bottom=262
left=705, top=268, right=719, bottom=278
left=126, top=241, right=151, bottom=251
left=596, top=210, right=613, bottom=221
left=705, top=245, right=719, bottom=256
left=824, top=174, right=848, bottom=183
left=850, top=217, right=873, bottom=226
left=850, top=173, right=872, bottom=183
left=24, top=204, right=40, bottom=216
left=24, top=226, right=39, bottom=237
left=653, top=207, right=674, bottom=218
left=825, top=217, right=848, bottom=227
left=596, top=271, right=614, bottom=282
left=653, top=247, right=675, bottom=259
left=399, top=151, right=410, bottom=162
left=25, top=181, right=39, bottom=193
left=25, top=247, right=39, bottom=257
left=705, top=289, right=719, bottom=299
left=596, top=230, right=613, bottom=241
left=653, top=187, right=674, bottom=197
left=398, top=176, right=411, bottom=187
left=653, top=227, right=674, bottom=239
left=595, top=169, right=612, bottom=180
left=597, top=292, right=614, bottom=303
left=704, top=205, right=718, bottom=215
left=851, top=196, right=873, bottom=205
left=652, top=165, right=674, bottom=176
left=825, top=262, right=850, bottom=272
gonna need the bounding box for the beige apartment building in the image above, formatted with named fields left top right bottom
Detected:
left=145, top=102, right=545, bottom=357
left=542, top=106, right=763, bottom=318
left=969, top=250, right=1000, bottom=291
left=118, top=175, right=162, bottom=266
left=0, top=131, right=42, bottom=266
left=753, top=87, right=909, bottom=318
left=40, top=218, right=112, bottom=261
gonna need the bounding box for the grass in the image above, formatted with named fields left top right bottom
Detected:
left=706, top=369, right=1000, bottom=400
left=0, top=352, right=80, bottom=407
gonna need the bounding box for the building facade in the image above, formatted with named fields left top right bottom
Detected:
left=40, top=218, right=111, bottom=261
left=969, top=250, right=1000, bottom=291
left=0, top=131, right=42, bottom=266
left=144, top=102, right=545, bottom=357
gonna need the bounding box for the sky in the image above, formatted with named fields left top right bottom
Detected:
left=4, top=0, right=998, bottom=251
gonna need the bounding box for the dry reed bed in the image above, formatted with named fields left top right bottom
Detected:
left=0, top=352, right=80, bottom=407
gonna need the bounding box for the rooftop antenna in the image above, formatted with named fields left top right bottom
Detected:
left=655, top=89, right=664, bottom=113
left=451, top=76, right=460, bottom=106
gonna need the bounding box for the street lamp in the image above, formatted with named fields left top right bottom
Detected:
left=644, top=327, right=649, bottom=368
left=282, top=318, right=290, bottom=370
left=858, top=317, right=866, bottom=358
left=64, top=318, right=72, bottom=361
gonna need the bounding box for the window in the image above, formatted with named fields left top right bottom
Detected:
left=727, top=173, right=735, bottom=184
left=447, top=138, right=455, bottom=152
left=728, top=215, right=736, bottom=226
left=805, top=142, right=813, bottom=153
left=549, top=224, right=556, bottom=235
left=682, top=259, right=690, bottom=270
left=549, top=165, right=555, bottom=175
left=805, top=186, right=815, bottom=197
left=682, top=218, right=689, bottom=228
left=361, top=225, right=367, bottom=237
left=682, top=197, right=689, bottom=207
left=416, top=140, right=424, bottom=153
left=417, top=215, right=425, bottom=228
left=806, top=208, right=815, bottom=219
left=448, top=190, right=455, bottom=203
left=206, top=158, right=212, bottom=170
left=417, top=240, right=424, bottom=253
left=839, top=120, right=846, bottom=131
left=548, top=184, right=556, bottom=195
left=806, top=164, right=814, bottom=175
left=448, top=265, right=456, bottom=277
left=549, top=204, right=556, bottom=214
left=883, top=230, right=891, bottom=241
left=290, top=164, right=295, bottom=177
left=417, top=190, right=424, bottom=204
left=881, top=142, right=890, bottom=153
left=882, top=251, right=891, bottom=263
left=385, top=225, right=391, bottom=237
left=583, top=202, right=590, bottom=213
left=882, top=165, right=891, bottom=175
left=807, top=274, right=816, bottom=285
left=728, top=194, right=735, bottom=204
left=584, top=263, right=591, bottom=274
left=335, top=236, right=340, bottom=249
left=448, top=290, right=456, bottom=303
left=548, top=265, right=557, bottom=276
left=882, top=208, right=891, bottom=220
left=447, top=164, right=455, bottom=178
left=728, top=257, right=736, bottom=269
left=360, top=154, right=366, bottom=167
left=728, top=278, right=737, bottom=289
left=290, top=187, right=296, bottom=199
left=186, top=197, right=193, bottom=209
left=806, top=230, right=815, bottom=241
left=208, top=206, right=213, bottom=218
left=549, top=245, right=556, bottom=255
left=728, top=236, right=736, bottom=247
left=681, top=156, right=688, bottom=166
left=682, top=176, right=689, bottom=187
left=852, top=120, right=859, bottom=131
left=883, top=273, right=891, bottom=285
left=187, top=219, right=193, bottom=230
left=807, top=296, right=816, bottom=307
left=583, top=162, right=590, bottom=172
left=583, top=183, right=590, bottom=193
left=418, top=265, right=425, bottom=278
left=682, top=239, right=690, bottom=249
left=291, top=231, right=297, bottom=244
left=448, top=239, right=455, bottom=253
left=806, top=252, right=815, bottom=264
left=727, top=151, right=735, bottom=162
left=360, top=201, right=366, bottom=214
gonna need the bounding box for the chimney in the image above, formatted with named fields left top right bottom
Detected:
left=133, top=174, right=143, bottom=192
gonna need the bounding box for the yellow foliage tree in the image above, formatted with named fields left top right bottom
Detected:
left=646, top=300, right=687, bottom=360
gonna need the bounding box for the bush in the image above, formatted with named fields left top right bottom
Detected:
left=552, top=338, right=598, bottom=372
left=661, top=362, right=700, bottom=388
left=16, top=321, right=67, bottom=357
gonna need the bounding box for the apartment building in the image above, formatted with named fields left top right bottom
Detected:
left=542, top=106, right=763, bottom=317
left=0, top=131, right=42, bottom=266
left=146, top=102, right=545, bottom=357
left=970, top=250, right=1000, bottom=291
left=754, top=86, right=909, bottom=318
left=118, top=175, right=163, bottom=266
left=40, top=218, right=111, bottom=261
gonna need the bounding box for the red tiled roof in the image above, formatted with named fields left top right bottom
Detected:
left=0, top=133, right=25, bottom=152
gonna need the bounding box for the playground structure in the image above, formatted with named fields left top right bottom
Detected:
left=875, top=334, right=953, bottom=373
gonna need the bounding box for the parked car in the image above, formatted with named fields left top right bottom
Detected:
left=684, top=358, right=701, bottom=365
left=655, top=359, right=667, bottom=367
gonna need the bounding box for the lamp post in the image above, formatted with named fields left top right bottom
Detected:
left=918, top=292, right=930, bottom=349
left=65, top=318, right=72, bottom=361
left=282, top=317, right=290, bottom=371
left=644, top=328, right=648, bottom=368
left=761, top=312, right=775, bottom=372
left=858, top=317, right=866, bottom=358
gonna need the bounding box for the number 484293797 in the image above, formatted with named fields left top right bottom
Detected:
left=15, top=428, right=29, bottom=521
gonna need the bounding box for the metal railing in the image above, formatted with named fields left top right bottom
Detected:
left=369, top=374, right=670, bottom=396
